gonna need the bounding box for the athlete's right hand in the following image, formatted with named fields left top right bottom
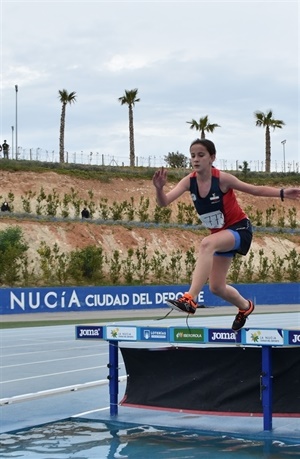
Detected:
left=152, top=167, right=167, bottom=190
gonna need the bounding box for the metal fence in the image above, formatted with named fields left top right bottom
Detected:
left=1, top=147, right=299, bottom=173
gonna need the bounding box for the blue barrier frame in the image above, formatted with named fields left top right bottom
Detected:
left=108, top=341, right=119, bottom=417
left=261, top=346, right=273, bottom=431
left=106, top=340, right=274, bottom=429
left=76, top=324, right=299, bottom=431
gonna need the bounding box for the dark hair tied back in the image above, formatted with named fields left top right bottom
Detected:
left=190, top=138, right=216, bottom=157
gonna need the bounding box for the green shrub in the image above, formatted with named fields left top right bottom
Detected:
left=0, top=227, right=28, bottom=285
left=68, top=245, right=105, bottom=283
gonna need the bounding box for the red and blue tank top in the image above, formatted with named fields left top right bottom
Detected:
left=189, top=168, right=247, bottom=233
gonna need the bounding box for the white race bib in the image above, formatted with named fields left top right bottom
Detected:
left=198, top=210, right=224, bottom=229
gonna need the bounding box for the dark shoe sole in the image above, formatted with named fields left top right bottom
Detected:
left=166, top=299, right=196, bottom=314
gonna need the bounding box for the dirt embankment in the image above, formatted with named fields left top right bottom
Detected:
left=0, top=170, right=299, bottom=272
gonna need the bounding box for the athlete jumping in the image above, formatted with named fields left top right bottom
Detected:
left=153, top=138, right=300, bottom=331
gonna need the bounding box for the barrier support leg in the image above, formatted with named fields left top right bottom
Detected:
left=261, top=346, right=273, bottom=431
left=108, top=341, right=119, bottom=416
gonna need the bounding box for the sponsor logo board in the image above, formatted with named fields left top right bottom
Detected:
left=141, top=327, right=169, bottom=341
left=288, top=331, right=300, bottom=345
left=106, top=326, right=137, bottom=341
left=76, top=326, right=103, bottom=339
left=208, top=329, right=241, bottom=343
left=173, top=328, right=204, bottom=342
left=244, top=329, right=284, bottom=346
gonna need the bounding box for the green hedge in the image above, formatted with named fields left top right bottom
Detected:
left=0, top=226, right=299, bottom=287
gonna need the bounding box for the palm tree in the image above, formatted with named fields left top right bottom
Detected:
left=118, top=88, right=140, bottom=167
left=186, top=115, right=220, bottom=139
left=58, top=89, right=77, bottom=163
left=254, top=109, right=285, bottom=173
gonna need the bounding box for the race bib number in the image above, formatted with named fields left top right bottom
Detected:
left=198, top=210, right=224, bottom=229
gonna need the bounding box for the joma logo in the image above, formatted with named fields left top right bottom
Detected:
left=79, top=328, right=100, bottom=337
left=292, top=334, right=300, bottom=343
left=211, top=331, right=236, bottom=340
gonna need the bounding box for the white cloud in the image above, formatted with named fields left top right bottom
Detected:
left=104, top=54, right=153, bottom=72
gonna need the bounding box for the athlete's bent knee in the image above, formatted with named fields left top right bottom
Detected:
left=199, top=235, right=215, bottom=253
left=209, top=283, right=226, bottom=296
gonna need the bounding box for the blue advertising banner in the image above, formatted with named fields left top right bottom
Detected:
left=0, top=283, right=299, bottom=315
left=75, top=324, right=298, bottom=347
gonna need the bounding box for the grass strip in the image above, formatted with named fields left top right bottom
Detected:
left=0, top=316, right=173, bottom=329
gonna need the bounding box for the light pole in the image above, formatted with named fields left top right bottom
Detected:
left=11, top=126, right=14, bottom=158
left=15, top=85, right=18, bottom=159
left=281, top=140, right=286, bottom=173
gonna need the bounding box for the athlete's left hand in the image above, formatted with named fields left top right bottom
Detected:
left=284, top=188, right=300, bottom=200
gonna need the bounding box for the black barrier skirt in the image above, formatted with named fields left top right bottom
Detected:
left=120, top=347, right=300, bottom=414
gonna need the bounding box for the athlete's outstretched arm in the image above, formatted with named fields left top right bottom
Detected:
left=152, top=167, right=189, bottom=206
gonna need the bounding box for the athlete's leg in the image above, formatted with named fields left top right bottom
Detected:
left=188, top=230, right=237, bottom=299
left=209, top=256, right=249, bottom=310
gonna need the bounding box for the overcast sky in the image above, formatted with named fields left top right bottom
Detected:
left=1, top=0, right=299, bottom=170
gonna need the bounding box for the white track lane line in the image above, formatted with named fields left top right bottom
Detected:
left=1, top=364, right=125, bottom=383
left=0, top=353, right=109, bottom=368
